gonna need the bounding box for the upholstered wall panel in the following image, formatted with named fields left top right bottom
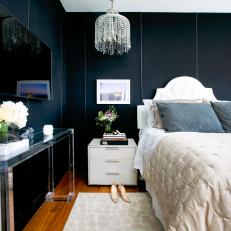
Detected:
left=142, top=13, right=197, bottom=99
left=197, top=14, right=231, bottom=100
left=65, top=13, right=86, bottom=168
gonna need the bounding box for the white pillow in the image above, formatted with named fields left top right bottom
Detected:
left=143, top=99, right=155, bottom=127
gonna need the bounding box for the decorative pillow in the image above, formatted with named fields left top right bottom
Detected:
left=156, top=102, right=224, bottom=133
left=152, top=99, right=203, bottom=129
left=143, top=99, right=155, bottom=127
left=211, top=101, right=231, bottom=132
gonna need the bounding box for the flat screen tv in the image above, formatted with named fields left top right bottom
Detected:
left=0, top=6, right=52, bottom=100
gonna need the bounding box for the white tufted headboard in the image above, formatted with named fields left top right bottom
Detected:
left=137, top=76, right=217, bottom=129
left=154, top=76, right=216, bottom=101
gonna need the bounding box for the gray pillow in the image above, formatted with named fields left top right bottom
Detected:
left=211, top=101, right=231, bottom=132
left=156, top=102, right=224, bottom=133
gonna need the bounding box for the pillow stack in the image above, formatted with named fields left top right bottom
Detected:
left=143, top=99, right=203, bottom=129
left=143, top=99, right=231, bottom=133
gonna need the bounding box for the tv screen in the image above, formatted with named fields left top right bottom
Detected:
left=0, top=6, right=52, bottom=100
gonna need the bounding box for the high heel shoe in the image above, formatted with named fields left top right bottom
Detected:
left=118, top=184, right=131, bottom=203
left=111, top=184, right=118, bottom=203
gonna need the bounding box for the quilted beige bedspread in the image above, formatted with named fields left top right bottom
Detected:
left=144, top=133, right=231, bottom=231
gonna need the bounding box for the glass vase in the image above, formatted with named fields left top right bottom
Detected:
left=8, top=123, right=20, bottom=141
left=104, top=123, right=112, bottom=134
left=0, top=122, right=8, bottom=143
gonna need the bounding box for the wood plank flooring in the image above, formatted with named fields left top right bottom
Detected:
left=23, top=173, right=143, bottom=231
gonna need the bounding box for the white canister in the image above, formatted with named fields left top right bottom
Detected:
left=43, top=125, right=54, bottom=136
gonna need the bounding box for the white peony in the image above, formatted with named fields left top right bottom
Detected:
left=0, top=101, right=28, bottom=129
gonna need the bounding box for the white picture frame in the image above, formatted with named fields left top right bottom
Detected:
left=97, top=79, right=130, bottom=104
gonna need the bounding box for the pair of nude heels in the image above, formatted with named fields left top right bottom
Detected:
left=111, top=184, right=131, bottom=203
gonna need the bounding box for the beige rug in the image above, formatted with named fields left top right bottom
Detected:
left=64, top=192, right=164, bottom=231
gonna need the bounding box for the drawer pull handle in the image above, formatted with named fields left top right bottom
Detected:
left=106, top=172, right=120, bottom=176
left=104, top=147, right=119, bottom=151
left=105, top=160, right=120, bottom=163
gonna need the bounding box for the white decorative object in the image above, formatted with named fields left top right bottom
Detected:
left=43, top=125, right=54, bottom=136
left=2, top=17, right=41, bottom=56
left=0, top=101, right=28, bottom=129
left=97, top=79, right=130, bottom=104
left=95, top=0, right=131, bottom=55
left=137, top=76, right=217, bottom=129
left=0, top=139, right=29, bottom=160
left=88, top=138, right=137, bottom=185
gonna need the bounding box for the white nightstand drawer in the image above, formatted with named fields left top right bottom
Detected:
left=89, top=170, right=137, bottom=185
left=90, top=159, right=134, bottom=172
left=89, top=147, right=135, bottom=160
left=88, top=138, right=137, bottom=185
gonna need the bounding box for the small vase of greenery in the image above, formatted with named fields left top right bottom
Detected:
left=95, top=105, right=119, bottom=133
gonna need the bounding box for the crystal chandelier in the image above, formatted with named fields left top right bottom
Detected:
left=95, top=0, right=131, bottom=55
left=2, top=17, right=41, bottom=56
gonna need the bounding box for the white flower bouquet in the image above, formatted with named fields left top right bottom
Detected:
left=0, top=101, right=28, bottom=129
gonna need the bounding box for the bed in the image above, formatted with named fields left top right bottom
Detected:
left=135, top=76, right=231, bottom=231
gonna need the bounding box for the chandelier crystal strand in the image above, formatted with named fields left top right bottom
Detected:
left=95, top=0, right=131, bottom=55
left=2, top=17, right=41, bottom=56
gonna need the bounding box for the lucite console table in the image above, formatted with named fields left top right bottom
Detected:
left=0, top=128, right=75, bottom=231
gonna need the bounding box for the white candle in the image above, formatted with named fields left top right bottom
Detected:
left=43, top=125, right=54, bottom=136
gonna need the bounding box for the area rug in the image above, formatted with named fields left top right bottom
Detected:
left=64, top=192, right=164, bottom=231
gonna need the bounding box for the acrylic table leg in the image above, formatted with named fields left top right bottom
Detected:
left=0, top=163, right=15, bottom=231
left=46, top=131, right=75, bottom=202
left=45, top=146, right=54, bottom=201
left=0, top=162, right=6, bottom=231
left=67, top=131, right=75, bottom=202
left=7, top=168, right=14, bottom=231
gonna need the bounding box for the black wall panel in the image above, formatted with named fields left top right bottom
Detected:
left=0, top=0, right=65, bottom=130
left=142, top=13, right=197, bottom=98
left=65, top=13, right=86, bottom=169
left=197, top=14, right=231, bottom=100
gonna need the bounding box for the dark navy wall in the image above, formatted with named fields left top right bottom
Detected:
left=65, top=12, right=231, bottom=172
left=142, top=13, right=197, bottom=98
left=0, top=0, right=65, bottom=130
left=198, top=14, right=231, bottom=99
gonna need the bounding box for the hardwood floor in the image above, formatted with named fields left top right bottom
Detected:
left=23, top=173, right=143, bottom=231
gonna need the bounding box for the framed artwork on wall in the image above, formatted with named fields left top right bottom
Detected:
left=97, top=79, right=130, bottom=104
left=17, top=80, right=51, bottom=100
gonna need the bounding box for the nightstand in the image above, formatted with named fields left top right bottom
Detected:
left=88, top=138, right=137, bottom=185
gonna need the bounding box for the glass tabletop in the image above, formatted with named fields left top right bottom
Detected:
left=0, top=128, right=73, bottom=167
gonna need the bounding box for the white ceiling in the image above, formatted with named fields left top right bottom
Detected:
left=60, top=0, right=231, bottom=13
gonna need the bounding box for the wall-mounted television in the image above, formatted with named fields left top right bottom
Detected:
left=0, top=6, right=52, bottom=100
